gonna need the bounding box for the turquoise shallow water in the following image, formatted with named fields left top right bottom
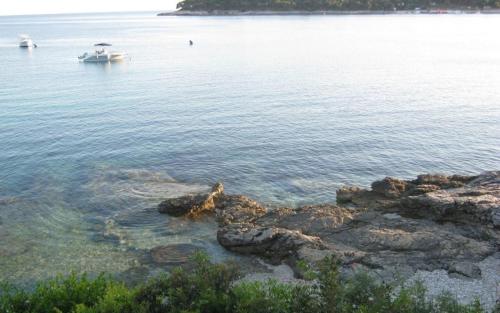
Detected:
left=0, top=12, right=499, bottom=284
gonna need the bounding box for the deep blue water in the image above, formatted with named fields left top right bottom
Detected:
left=0, top=12, right=499, bottom=283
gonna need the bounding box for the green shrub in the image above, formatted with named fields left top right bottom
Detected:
left=0, top=253, right=489, bottom=313
left=133, top=274, right=170, bottom=313
left=391, top=281, right=432, bottom=313
left=433, top=293, right=483, bottom=313
left=73, top=283, right=146, bottom=313
left=163, top=251, right=240, bottom=313
left=0, top=283, right=31, bottom=313
left=232, top=280, right=292, bottom=313
left=317, top=255, right=343, bottom=313
left=231, top=280, right=321, bottom=313
left=0, top=273, right=110, bottom=313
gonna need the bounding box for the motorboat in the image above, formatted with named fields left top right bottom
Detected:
left=78, top=43, right=126, bottom=63
left=19, top=35, right=36, bottom=48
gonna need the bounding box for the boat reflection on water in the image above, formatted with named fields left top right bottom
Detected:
left=81, top=60, right=114, bottom=72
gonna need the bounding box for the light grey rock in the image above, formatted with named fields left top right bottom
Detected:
left=405, top=256, right=500, bottom=312
left=401, top=182, right=500, bottom=226
left=217, top=224, right=324, bottom=264
left=383, top=213, right=402, bottom=220
left=258, top=205, right=361, bottom=235
left=448, top=261, right=482, bottom=279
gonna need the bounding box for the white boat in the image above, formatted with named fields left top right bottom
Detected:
left=78, top=43, right=126, bottom=63
left=19, top=35, right=36, bottom=48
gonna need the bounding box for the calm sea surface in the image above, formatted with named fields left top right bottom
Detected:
left=0, top=12, right=499, bottom=284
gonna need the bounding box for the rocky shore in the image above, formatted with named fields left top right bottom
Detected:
left=157, top=171, right=500, bottom=310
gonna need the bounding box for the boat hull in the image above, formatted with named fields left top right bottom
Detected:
left=81, top=52, right=126, bottom=63
left=19, top=39, right=34, bottom=48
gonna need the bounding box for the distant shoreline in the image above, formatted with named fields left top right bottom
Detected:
left=158, top=9, right=500, bottom=16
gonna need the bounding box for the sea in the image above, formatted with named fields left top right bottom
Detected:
left=0, top=12, right=499, bottom=284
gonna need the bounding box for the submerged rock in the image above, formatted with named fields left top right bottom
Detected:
left=150, top=243, right=202, bottom=265
left=158, top=182, right=224, bottom=217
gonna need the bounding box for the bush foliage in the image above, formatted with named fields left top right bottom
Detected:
left=0, top=253, right=488, bottom=313
left=176, top=0, right=500, bottom=11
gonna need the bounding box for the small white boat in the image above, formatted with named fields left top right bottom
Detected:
left=78, top=43, right=126, bottom=63
left=19, top=35, right=36, bottom=48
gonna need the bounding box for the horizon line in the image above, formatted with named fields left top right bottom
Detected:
left=0, top=9, right=176, bottom=18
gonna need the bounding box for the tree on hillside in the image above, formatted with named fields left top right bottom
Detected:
left=176, top=0, right=498, bottom=10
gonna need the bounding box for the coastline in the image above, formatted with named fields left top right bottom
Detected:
left=158, top=9, right=500, bottom=16
left=156, top=172, right=500, bottom=311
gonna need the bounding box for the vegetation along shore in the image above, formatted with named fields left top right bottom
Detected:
left=158, top=0, right=500, bottom=15
left=159, top=9, right=500, bottom=15
left=1, top=253, right=496, bottom=313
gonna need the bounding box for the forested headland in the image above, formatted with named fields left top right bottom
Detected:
left=175, top=0, right=499, bottom=11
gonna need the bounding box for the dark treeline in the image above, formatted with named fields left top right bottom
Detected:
left=176, top=0, right=499, bottom=11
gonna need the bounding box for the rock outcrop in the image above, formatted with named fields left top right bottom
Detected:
left=337, top=172, right=499, bottom=228
left=448, top=261, right=482, bottom=279
left=158, top=171, right=499, bottom=282
left=158, top=182, right=223, bottom=217
left=215, top=195, right=267, bottom=225
left=217, top=225, right=324, bottom=264
left=401, top=173, right=500, bottom=226
left=336, top=174, right=477, bottom=207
